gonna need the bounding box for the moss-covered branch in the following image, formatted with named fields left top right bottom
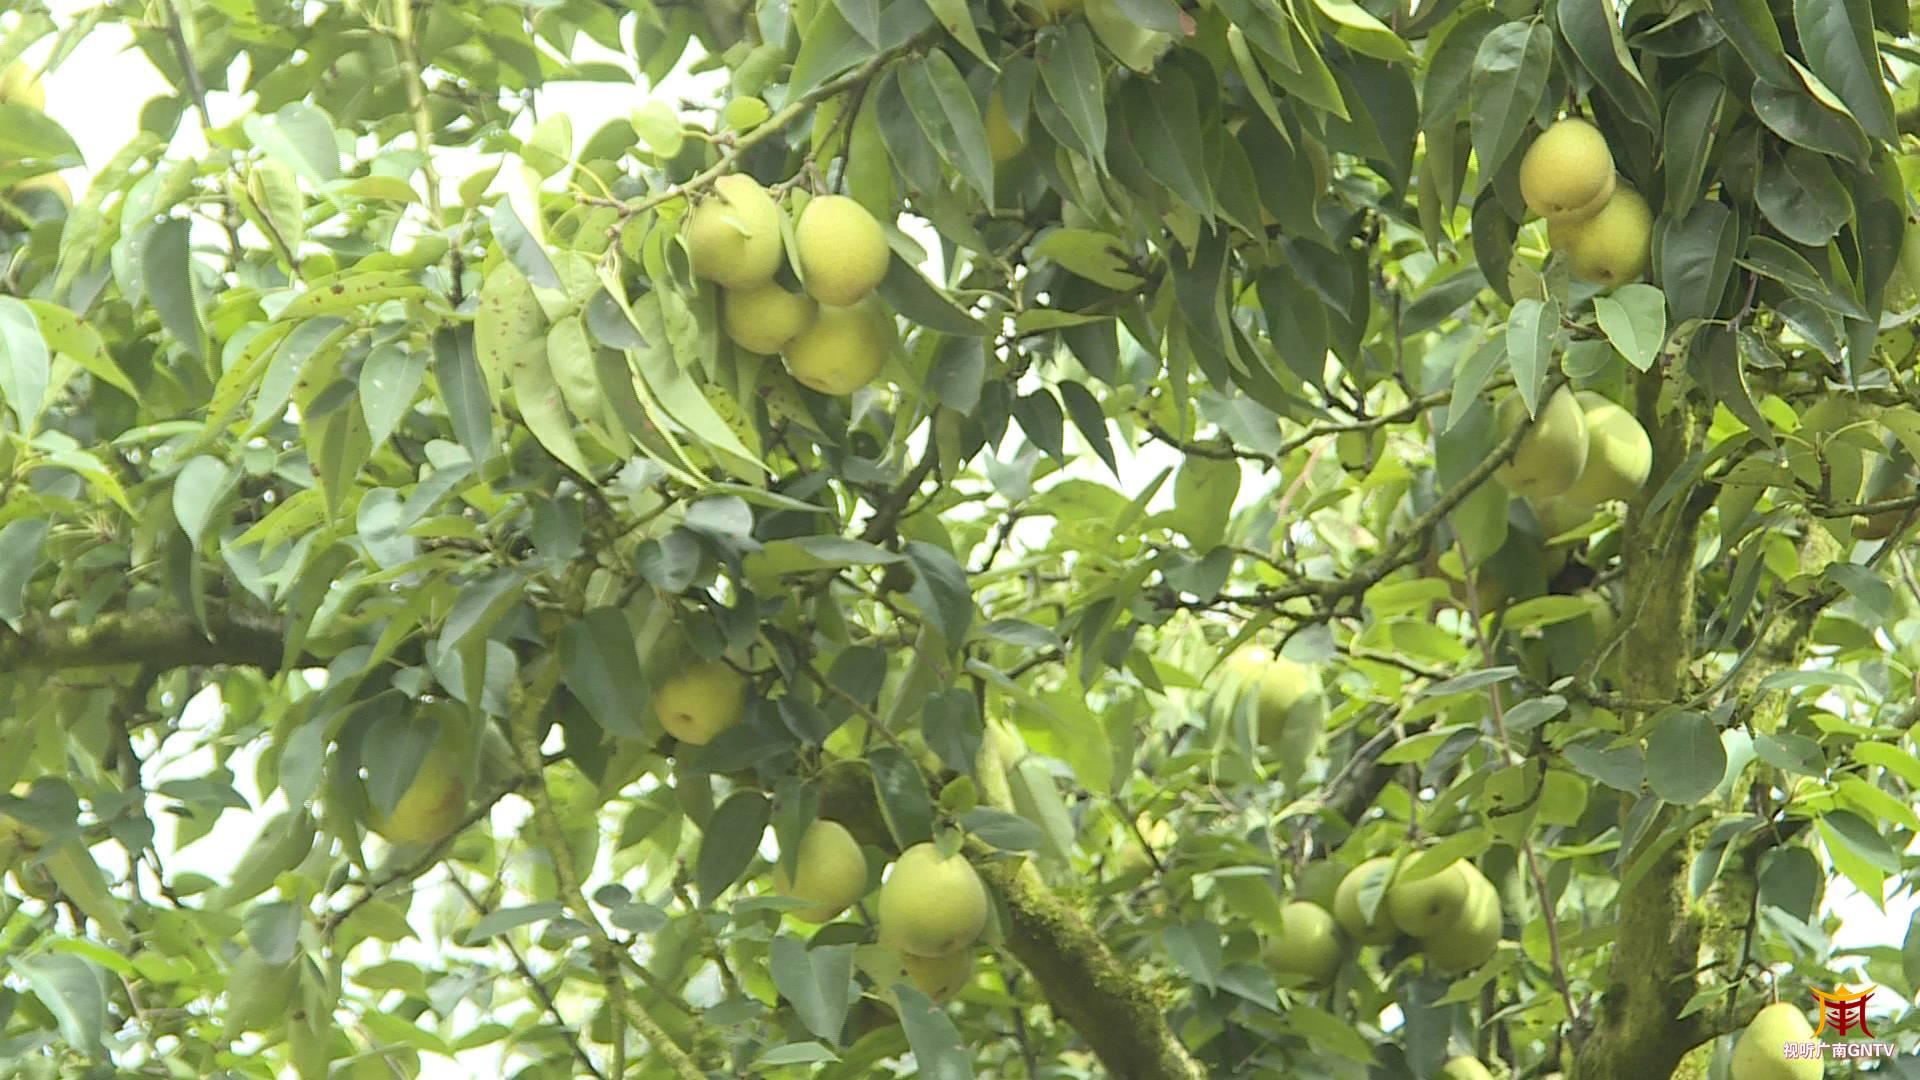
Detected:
left=1574, top=374, right=1709, bottom=1080
left=0, top=610, right=295, bottom=674
left=821, top=764, right=1207, bottom=1080
left=976, top=853, right=1208, bottom=1080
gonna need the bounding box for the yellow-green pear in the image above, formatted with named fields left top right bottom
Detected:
left=901, top=946, right=975, bottom=1003
left=1440, top=1057, right=1496, bottom=1080
left=1262, top=900, right=1342, bottom=988
left=1423, top=871, right=1502, bottom=973
left=780, top=299, right=892, bottom=395
left=771, top=819, right=869, bottom=922
left=1332, top=857, right=1401, bottom=946
left=1562, top=391, right=1652, bottom=504
left=1494, top=387, right=1591, bottom=499
left=371, top=744, right=469, bottom=846
left=795, top=194, right=891, bottom=306
left=1731, top=1002, right=1821, bottom=1080
left=1529, top=494, right=1593, bottom=541
left=877, top=842, right=989, bottom=958
left=1520, top=118, right=1615, bottom=222
left=1386, top=859, right=1480, bottom=939
left=722, top=283, right=817, bottom=355
left=1551, top=185, right=1653, bottom=286
left=0, top=64, right=44, bottom=110
left=986, top=92, right=1025, bottom=163
left=653, top=658, right=748, bottom=746
left=685, top=173, right=785, bottom=289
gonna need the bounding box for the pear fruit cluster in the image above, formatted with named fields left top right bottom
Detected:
left=1330, top=857, right=1503, bottom=974
left=1387, top=859, right=1503, bottom=973
left=1520, top=117, right=1650, bottom=287
left=1731, top=1002, right=1822, bottom=1079
left=1494, top=387, right=1651, bottom=508
left=870, top=842, right=988, bottom=1004
left=685, top=174, right=896, bottom=396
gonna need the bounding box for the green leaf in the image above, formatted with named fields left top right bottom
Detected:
left=696, top=791, right=771, bottom=904
left=143, top=218, right=203, bottom=360
left=899, top=49, right=994, bottom=205
left=1118, top=70, right=1212, bottom=215
left=560, top=609, right=649, bottom=739
left=1555, top=0, right=1657, bottom=131
left=1708, top=0, right=1795, bottom=86
left=359, top=343, right=426, bottom=448
left=1791, top=0, right=1893, bottom=139
left=1819, top=809, right=1900, bottom=872
left=1562, top=738, right=1645, bottom=791
left=433, top=326, right=496, bottom=464
left=1753, top=732, right=1827, bottom=776
left=11, top=953, right=106, bottom=1054
left=769, top=937, right=856, bottom=1043
left=1656, top=201, right=1737, bottom=326
left=0, top=296, right=50, bottom=433
left=1594, top=284, right=1667, bottom=372
left=172, top=455, right=237, bottom=550
left=244, top=102, right=342, bottom=182
left=1756, top=146, right=1852, bottom=247
left=25, top=300, right=136, bottom=398
left=925, top=0, right=991, bottom=64
left=508, top=331, right=594, bottom=477
left=1661, top=76, right=1724, bottom=218
left=1033, top=228, right=1144, bottom=290
left=0, top=518, right=48, bottom=624
left=894, top=984, right=974, bottom=1078
left=869, top=747, right=935, bottom=848
left=877, top=254, right=990, bottom=336
left=628, top=99, right=685, bottom=158
left=1751, top=78, right=1870, bottom=164
left=1739, top=237, right=1866, bottom=321
left=905, top=542, right=975, bottom=646
left=464, top=902, right=565, bottom=943
left=958, top=806, right=1046, bottom=851
left=1505, top=297, right=1557, bottom=412
left=1469, top=21, right=1551, bottom=187
left=1687, top=325, right=1772, bottom=449
left=491, top=201, right=561, bottom=290
left=305, top=390, right=371, bottom=517
left=1311, top=0, right=1411, bottom=61
left=1034, top=23, right=1107, bottom=163
left=1645, top=712, right=1726, bottom=804
left=833, top=0, right=880, bottom=47
left=0, top=104, right=83, bottom=177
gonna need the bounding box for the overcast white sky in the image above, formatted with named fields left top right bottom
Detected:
left=14, top=1, right=1917, bottom=1074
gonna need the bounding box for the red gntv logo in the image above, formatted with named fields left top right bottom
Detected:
left=1779, top=987, right=1898, bottom=1062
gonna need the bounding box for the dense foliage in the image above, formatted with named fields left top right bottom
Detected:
left=3, top=0, right=1920, bottom=1078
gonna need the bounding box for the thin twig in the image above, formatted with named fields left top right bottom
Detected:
left=449, top=875, right=608, bottom=1080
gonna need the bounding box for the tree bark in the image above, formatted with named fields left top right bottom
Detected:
left=1574, top=374, right=1710, bottom=1080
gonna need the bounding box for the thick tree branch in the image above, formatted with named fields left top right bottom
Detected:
left=818, top=766, right=1206, bottom=1080
left=0, top=610, right=297, bottom=674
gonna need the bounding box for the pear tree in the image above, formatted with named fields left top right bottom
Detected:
left=2, top=1, right=1920, bottom=1078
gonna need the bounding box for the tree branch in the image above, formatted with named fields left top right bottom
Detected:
left=505, top=660, right=706, bottom=1080
left=0, top=610, right=297, bottom=675
left=817, top=766, right=1206, bottom=1080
